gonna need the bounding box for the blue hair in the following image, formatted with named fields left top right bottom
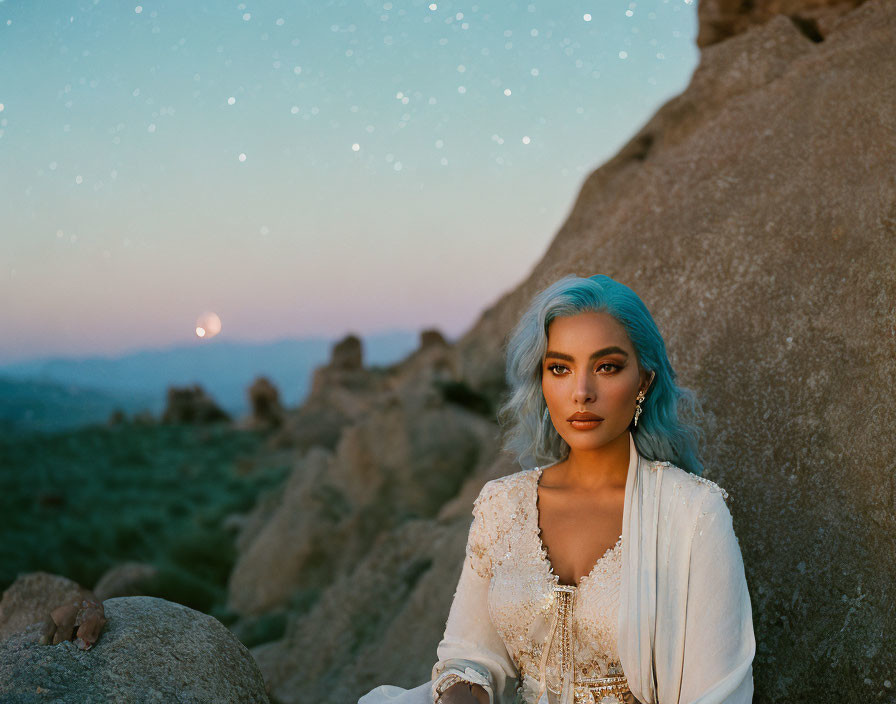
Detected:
left=496, top=273, right=705, bottom=475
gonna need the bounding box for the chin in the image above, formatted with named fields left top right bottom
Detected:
left=562, top=435, right=608, bottom=451
left=561, top=426, right=626, bottom=451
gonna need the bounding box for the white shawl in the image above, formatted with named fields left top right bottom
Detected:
left=619, top=432, right=756, bottom=703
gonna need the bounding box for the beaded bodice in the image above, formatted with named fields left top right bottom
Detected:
left=467, top=467, right=633, bottom=704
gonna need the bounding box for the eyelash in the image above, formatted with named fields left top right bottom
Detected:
left=546, top=363, right=621, bottom=376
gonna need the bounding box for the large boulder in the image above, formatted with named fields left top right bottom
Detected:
left=451, top=1, right=896, bottom=701
left=0, top=572, right=94, bottom=644
left=0, top=596, right=270, bottom=703
left=92, top=563, right=159, bottom=601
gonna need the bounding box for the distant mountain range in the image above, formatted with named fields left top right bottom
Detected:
left=0, top=331, right=421, bottom=434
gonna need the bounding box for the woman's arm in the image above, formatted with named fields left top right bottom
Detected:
left=678, top=488, right=756, bottom=703
left=430, top=486, right=518, bottom=704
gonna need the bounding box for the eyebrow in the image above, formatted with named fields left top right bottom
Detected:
left=543, top=346, right=629, bottom=362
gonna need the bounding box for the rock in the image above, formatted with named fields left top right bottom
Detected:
left=419, top=328, right=448, bottom=350
left=0, top=573, right=93, bottom=644
left=330, top=334, right=363, bottom=370
left=306, top=338, right=391, bottom=421
left=246, top=376, right=285, bottom=430
left=92, top=563, right=159, bottom=601
left=266, top=403, right=352, bottom=451
left=251, top=518, right=464, bottom=704
left=226, top=3, right=895, bottom=699
left=451, top=1, right=896, bottom=699
left=161, top=384, right=231, bottom=424
left=227, top=392, right=498, bottom=616
left=0, top=596, right=270, bottom=703
left=384, top=329, right=458, bottom=398
left=697, top=0, right=867, bottom=47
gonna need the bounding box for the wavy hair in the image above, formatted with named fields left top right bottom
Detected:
left=496, top=274, right=705, bottom=475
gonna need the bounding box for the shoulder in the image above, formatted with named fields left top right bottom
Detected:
left=651, top=459, right=732, bottom=509
left=651, top=462, right=741, bottom=553
left=474, top=467, right=537, bottom=507
left=470, top=468, right=537, bottom=533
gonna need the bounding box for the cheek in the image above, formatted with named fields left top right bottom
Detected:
left=541, top=377, right=563, bottom=412
left=604, top=381, right=635, bottom=406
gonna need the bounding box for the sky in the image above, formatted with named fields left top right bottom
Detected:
left=0, top=0, right=698, bottom=365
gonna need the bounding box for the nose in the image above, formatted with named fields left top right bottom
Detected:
left=572, top=374, right=596, bottom=406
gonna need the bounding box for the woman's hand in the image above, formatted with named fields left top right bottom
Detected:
left=437, top=681, right=490, bottom=704
left=40, top=597, right=107, bottom=650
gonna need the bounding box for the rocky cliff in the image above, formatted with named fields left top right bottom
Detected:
left=242, top=1, right=895, bottom=700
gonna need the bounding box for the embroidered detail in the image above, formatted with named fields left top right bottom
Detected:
left=459, top=468, right=630, bottom=703
left=692, top=474, right=730, bottom=501
left=653, top=458, right=732, bottom=503
left=431, top=659, right=495, bottom=704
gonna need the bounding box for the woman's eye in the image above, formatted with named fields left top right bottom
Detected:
left=546, top=363, right=620, bottom=375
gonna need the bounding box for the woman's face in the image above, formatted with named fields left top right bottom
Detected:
left=541, top=311, right=652, bottom=452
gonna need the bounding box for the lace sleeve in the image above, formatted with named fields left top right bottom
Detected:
left=430, top=483, right=517, bottom=703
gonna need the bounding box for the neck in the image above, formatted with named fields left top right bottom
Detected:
left=558, top=431, right=632, bottom=491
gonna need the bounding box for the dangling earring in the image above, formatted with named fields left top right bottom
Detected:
left=633, top=371, right=655, bottom=428
left=633, top=389, right=647, bottom=428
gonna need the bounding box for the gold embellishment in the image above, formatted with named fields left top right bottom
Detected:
left=465, top=468, right=632, bottom=703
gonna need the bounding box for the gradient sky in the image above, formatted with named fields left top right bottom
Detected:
left=0, top=0, right=698, bottom=364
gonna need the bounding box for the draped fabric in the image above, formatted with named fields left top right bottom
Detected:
left=358, top=432, right=755, bottom=704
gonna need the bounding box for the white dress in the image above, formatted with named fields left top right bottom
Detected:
left=359, top=432, right=755, bottom=704
left=359, top=465, right=636, bottom=704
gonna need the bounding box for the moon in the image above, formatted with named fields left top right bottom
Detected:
left=195, top=311, right=222, bottom=339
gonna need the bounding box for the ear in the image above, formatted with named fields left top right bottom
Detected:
left=641, top=369, right=655, bottom=394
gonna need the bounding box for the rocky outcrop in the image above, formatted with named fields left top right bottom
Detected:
left=697, top=0, right=867, bottom=47
left=251, top=517, right=467, bottom=704
left=215, top=3, right=894, bottom=701
left=245, top=376, right=285, bottom=430
left=449, top=1, right=896, bottom=701
left=0, top=596, right=270, bottom=703
left=227, top=386, right=500, bottom=616
left=161, top=384, right=231, bottom=424
left=267, top=334, right=389, bottom=451
left=0, top=573, right=93, bottom=644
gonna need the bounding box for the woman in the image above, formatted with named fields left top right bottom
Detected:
left=359, top=274, right=755, bottom=704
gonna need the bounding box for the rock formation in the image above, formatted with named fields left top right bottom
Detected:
left=0, top=596, right=270, bottom=702
left=226, top=2, right=895, bottom=702
left=448, top=1, right=895, bottom=701
left=267, top=334, right=389, bottom=452
left=227, top=385, right=500, bottom=616
left=246, top=376, right=285, bottom=430
left=697, top=0, right=867, bottom=47
left=161, top=384, right=231, bottom=424
left=252, top=518, right=466, bottom=704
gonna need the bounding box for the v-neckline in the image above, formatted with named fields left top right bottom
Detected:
left=532, top=464, right=623, bottom=589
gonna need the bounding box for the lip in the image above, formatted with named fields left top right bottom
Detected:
left=567, top=411, right=604, bottom=421
left=568, top=419, right=603, bottom=430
